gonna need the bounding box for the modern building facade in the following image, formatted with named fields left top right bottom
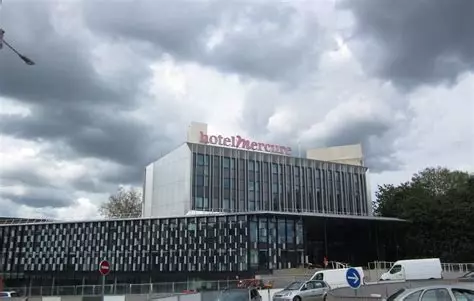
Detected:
left=0, top=213, right=403, bottom=287
left=0, top=122, right=405, bottom=288
left=143, top=122, right=371, bottom=218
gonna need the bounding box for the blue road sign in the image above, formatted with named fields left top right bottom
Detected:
left=345, top=267, right=362, bottom=289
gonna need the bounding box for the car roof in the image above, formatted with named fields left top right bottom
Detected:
left=401, top=284, right=474, bottom=293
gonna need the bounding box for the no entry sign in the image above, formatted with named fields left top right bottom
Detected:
left=99, top=260, right=110, bottom=276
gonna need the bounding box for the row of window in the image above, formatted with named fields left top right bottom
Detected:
left=192, top=153, right=368, bottom=215
left=0, top=215, right=305, bottom=273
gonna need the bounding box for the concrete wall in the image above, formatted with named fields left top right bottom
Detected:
left=306, top=144, right=364, bottom=166
left=186, top=122, right=207, bottom=144
left=142, top=143, right=192, bottom=217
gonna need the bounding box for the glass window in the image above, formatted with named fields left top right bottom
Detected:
left=197, top=154, right=204, bottom=165
left=389, top=265, right=402, bottom=274
left=258, top=218, right=267, bottom=243
left=224, top=189, right=230, bottom=199
left=248, top=191, right=255, bottom=201
left=421, top=289, right=450, bottom=301
left=249, top=201, right=255, bottom=211
left=250, top=249, right=258, bottom=265
left=188, top=221, right=196, bottom=231
left=196, top=186, right=204, bottom=197
left=404, top=290, right=423, bottom=301
left=296, top=221, right=303, bottom=245
left=268, top=220, right=276, bottom=243
left=195, top=197, right=203, bottom=208
left=223, top=168, right=230, bottom=177
left=249, top=181, right=255, bottom=191
left=249, top=160, right=255, bottom=171
left=272, top=163, right=278, bottom=173
left=278, top=219, right=286, bottom=243
left=286, top=220, right=295, bottom=244
left=196, top=176, right=204, bottom=186
left=223, top=199, right=230, bottom=210
left=223, top=157, right=230, bottom=167
left=313, top=273, right=323, bottom=280
left=250, top=221, right=258, bottom=242
left=453, top=289, right=474, bottom=301
left=223, top=178, right=230, bottom=188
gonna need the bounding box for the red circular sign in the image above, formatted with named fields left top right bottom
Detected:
left=99, top=260, right=110, bottom=276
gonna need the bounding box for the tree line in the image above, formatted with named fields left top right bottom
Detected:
left=101, top=167, right=474, bottom=262
left=374, top=167, right=474, bottom=262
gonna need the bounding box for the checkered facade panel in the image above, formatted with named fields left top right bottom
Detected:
left=0, top=214, right=304, bottom=275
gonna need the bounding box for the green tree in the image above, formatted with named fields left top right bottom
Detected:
left=99, top=186, right=142, bottom=218
left=374, top=167, right=474, bottom=261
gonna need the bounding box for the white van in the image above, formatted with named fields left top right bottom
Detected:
left=380, top=258, right=443, bottom=281
left=310, top=267, right=365, bottom=289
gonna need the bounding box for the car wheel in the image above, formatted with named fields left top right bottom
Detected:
left=293, top=296, right=302, bottom=301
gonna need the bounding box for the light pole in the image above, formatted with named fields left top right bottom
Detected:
left=0, top=28, right=35, bottom=65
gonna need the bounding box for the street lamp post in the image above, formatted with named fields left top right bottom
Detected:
left=0, top=28, right=35, bottom=65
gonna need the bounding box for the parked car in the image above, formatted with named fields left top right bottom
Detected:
left=215, top=288, right=262, bottom=301
left=272, top=280, right=330, bottom=301
left=0, top=291, right=27, bottom=301
left=459, top=271, right=474, bottom=283
left=384, top=285, right=474, bottom=301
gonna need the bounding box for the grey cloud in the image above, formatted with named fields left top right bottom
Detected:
left=0, top=1, right=182, bottom=166
left=1, top=189, right=72, bottom=208
left=0, top=169, right=51, bottom=188
left=238, top=76, right=407, bottom=172
left=0, top=104, right=174, bottom=166
left=83, top=0, right=329, bottom=83
left=0, top=2, right=137, bottom=108
left=0, top=1, right=181, bottom=209
left=320, top=119, right=402, bottom=172
left=342, top=0, right=474, bottom=90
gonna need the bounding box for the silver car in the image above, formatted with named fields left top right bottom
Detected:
left=272, top=280, right=330, bottom=301
left=384, top=285, right=474, bottom=301
left=215, top=288, right=262, bottom=301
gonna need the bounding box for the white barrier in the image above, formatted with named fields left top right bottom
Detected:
left=42, top=297, right=61, bottom=301
left=104, top=296, right=126, bottom=301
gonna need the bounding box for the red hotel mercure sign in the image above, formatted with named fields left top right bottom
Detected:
left=199, top=131, right=292, bottom=155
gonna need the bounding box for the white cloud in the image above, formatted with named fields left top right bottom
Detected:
left=0, top=197, right=100, bottom=220
left=370, top=72, right=474, bottom=192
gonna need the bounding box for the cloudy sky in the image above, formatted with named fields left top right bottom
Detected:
left=0, top=0, right=473, bottom=220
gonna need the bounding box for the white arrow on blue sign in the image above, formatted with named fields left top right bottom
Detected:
left=345, top=267, right=362, bottom=289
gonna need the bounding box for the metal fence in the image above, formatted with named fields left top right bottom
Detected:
left=4, top=262, right=473, bottom=297
left=5, top=276, right=303, bottom=297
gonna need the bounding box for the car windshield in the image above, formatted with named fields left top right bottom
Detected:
left=387, top=288, right=406, bottom=301
left=285, top=281, right=303, bottom=290
left=217, top=289, right=250, bottom=301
